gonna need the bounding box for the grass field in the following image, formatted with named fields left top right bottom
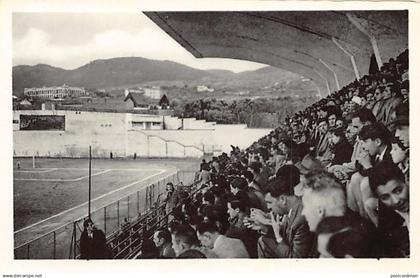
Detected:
left=13, top=157, right=199, bottom=231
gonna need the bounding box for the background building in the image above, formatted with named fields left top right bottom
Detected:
left=24, top=84, right=85, bottom=100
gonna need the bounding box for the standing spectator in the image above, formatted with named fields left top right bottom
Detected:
left=165, top=182, right=180, bottom=216
left=79, top=218, right=112, bottom=259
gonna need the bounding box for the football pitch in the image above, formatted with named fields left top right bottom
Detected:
left=13, top=157, right=198, bottom=232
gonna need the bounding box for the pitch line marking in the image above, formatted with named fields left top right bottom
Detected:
left=14, top=168, right=170, bottom=234
left=15, top=168, right=57, bottom=173
left=13, top=168, right=162, bottom=182
left=13, top=169, right=113, bottom=182
left=15, top=167, right=167, bottom=171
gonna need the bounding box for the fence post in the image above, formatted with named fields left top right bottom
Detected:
left=127, top=195, right=130, bottom=220
left=27, top=243, right=30, bottom=259
left=117, top=200, right=120, bottom=228
left=137, top=191, right=140, bottom=214
left=53, top=231, right=56, bottom=259
left=104, top=207, right=107, bottom=235
left=73, top=222, right=77, bottom=259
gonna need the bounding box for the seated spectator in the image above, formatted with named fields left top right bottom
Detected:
left=294, top=154, right=324, bottom=196
left=400, top=80, right=409, bottom=103
left=79, top=218, right=112, bottom=259
left=335, top=117, right=345, bottom=129
left=301, top=172, right=347, bottom=233
left=390, top=137, right=409, bottom=183
left=347, top=122, right=393, bottom=224
left=196, top=221, right=249, bottom=258
left=316, top=216, right=376, bottom=258
left=394, top=116, right=409, bottom=149
left=177, top=249, right=207, bottom=259
left=254, top=178, right=314, bottom=258
left=171, top=224, right=217, bottom=258
left=329, top=127, right=353, bottom=166
left=153, top=229, right=176, bottom=258
left=230, top=177, right=263, bottom=210
left=369, top=163, right=410, bottom=257
left=138, top=239, right=159, bottom=259
left=371, top=86, right=384, bottom=119
left=328, top=112, right=338, bottom=129
left=243, top=170, right=266, bottom=211
left=248, top=161, right=268, bottom=191
left=225, top=198, right=259, bottom=258
left=314, top=118, right=332, bottom=164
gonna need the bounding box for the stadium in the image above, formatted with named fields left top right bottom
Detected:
left=12, top=10, right=409, bottom=260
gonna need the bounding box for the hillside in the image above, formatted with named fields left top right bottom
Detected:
left=12, top=57, right=214, bottom=97
left=13, top=57, right=312, bottom=97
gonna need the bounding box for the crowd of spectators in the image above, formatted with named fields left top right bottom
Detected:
left=133, top=50, right=410, bottom=259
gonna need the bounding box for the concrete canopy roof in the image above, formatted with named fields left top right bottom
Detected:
left=144, top=11, right=407, bottom=96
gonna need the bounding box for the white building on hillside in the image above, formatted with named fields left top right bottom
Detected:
left=197, top=85, right=214, bottom=92
left=143, top=87, right=161, bottom=99
left=24, top=84, right=85, bottom=99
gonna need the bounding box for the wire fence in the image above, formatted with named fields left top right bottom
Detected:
left=14, top=170, right=198, bottom=259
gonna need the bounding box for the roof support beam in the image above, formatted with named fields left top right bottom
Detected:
left=346, top=13, right=383, bottom=69
left=332, top=38, right=360, bottom=80
left=319, top=58, right=340, bottom=92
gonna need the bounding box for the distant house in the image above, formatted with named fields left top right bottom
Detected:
left=124, top=92, right=150, bottom=109
left=20, top=99, right=32, bottom=106
left=197, top=85, right=214, bottom=92
left=143, top=86, right=161, bottom=99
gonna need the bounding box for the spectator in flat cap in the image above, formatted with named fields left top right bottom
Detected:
left=294, top=155, right=324, bottom=197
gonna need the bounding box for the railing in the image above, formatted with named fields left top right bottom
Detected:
left=106, top=175, right=202, bottom=259
left=14, top=170, right=198, bottom=259
left=128, top=129, right=211, bottom=157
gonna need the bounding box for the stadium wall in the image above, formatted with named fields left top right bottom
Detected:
left=13, top=110, right=271, bottom=158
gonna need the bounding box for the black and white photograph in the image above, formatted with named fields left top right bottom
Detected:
left=1, top=0, right=419, bottom=277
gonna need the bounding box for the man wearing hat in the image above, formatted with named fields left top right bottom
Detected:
left=294, top=154, right=325, bottom=196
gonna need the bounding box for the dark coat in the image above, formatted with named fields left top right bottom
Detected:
left=331, top=139, right=353, bottom=165
left=79, top=228, right=112, bottom=259
left=377, top=203, right=410, bottom=258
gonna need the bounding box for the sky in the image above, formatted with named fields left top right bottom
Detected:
left=12, top=13, right=267, bottom=73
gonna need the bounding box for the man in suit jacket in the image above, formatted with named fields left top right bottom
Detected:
left=255, top=178, right=314, bottom=258
left=196, top=222, right=249, bottom=258
left=346, top=122, right=393, bottom=223
left=370, top=163, right=410, bottom=257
